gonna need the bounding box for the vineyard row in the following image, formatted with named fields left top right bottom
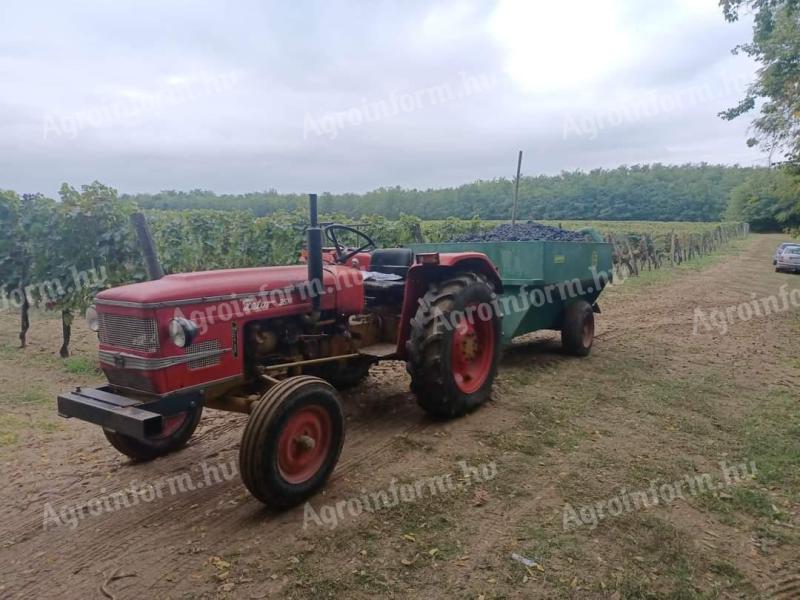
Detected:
left=0, top=186, right=748, bottom=356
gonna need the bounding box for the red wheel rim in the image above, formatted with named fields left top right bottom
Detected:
left=277, top=405, right=332, bottom=484
left=155, top=412, right=188, bottom=440
left=582, top=313, right=595, bottom=347
left=451, top=303, right=495, bottom=394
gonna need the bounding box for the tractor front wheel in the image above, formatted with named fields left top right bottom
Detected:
left=407, top=272, right=501, bottom=419
left=239, top=376, right=344, bottom=508
left=104, top=405, right=203, bottom=462
left=561, top=300, right=595, bottom=357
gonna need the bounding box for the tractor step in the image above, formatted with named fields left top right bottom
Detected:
left=358, top=343, right=397, bottom=358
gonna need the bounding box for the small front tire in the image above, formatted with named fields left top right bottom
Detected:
left=239, top=376, right=344, bottom=508
left=104, top=405, right=203, bottom=462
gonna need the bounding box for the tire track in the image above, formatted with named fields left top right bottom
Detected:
left=2, top=374, right=433, bottom=599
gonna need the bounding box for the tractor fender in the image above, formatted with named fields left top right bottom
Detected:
left=433, top=253, right=503, bottom=292
left=394, top=252, right=502, bottom=358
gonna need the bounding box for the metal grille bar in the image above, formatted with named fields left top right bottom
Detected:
left=185, top=339, right=222, bottom=370
left=98, top=313, right=159, bottom=353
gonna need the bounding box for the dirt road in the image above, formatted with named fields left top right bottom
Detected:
left=1, top=234, right=798, bottom=599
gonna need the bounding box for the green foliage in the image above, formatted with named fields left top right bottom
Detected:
left=725, top=168, right=800, bottom=231
left=147, top=208, right=308, bottom=271
left=121, top=164, right=762, bottom=222
left=720, top=0, right=800, bottom=164
left=0, top=179, right=750, bottom=356
left=0, top=190, right=22, bottom=294
left=44, top=182, right=141, bottom=313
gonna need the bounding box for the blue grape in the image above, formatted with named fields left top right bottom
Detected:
left=450, top=222, right=585, bottom=243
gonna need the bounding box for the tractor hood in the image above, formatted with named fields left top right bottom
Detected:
left=96, top=265, right=318, bottom=307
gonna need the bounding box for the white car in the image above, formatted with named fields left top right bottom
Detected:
left=776, top=245, right=800, bottom=273
left=773, top=242, right=797, bottom=265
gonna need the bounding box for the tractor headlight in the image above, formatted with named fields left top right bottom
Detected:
left=168, top=318, right=198, bottom=348
left=86, top=305, right=99, bottom=332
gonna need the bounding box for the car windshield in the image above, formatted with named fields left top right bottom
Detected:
left=787, top=247, right=800, bottom=255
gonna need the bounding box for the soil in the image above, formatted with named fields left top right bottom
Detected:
left=0, top=234, right=798, bottom=599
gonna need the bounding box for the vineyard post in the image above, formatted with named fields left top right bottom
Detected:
left=18, top=247, right=30, bottom=347
left=669, top=232, right=676, bottom=266
left=59, top=310, right=72, bottom=358
left=607, top=234, right=619, bottom=272
left=623, top=237, right=639, bottom=276
left=640, top=236, right=649, bottom=271
left=643, top=235, right=654, bottom=270
left=16, top=197, right=32, bottom=348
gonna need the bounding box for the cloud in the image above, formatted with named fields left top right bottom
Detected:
left=0, top=0, right=767, bottom=196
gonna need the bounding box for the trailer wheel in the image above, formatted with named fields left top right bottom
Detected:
left=103, top=406, right=203, bottom=462
left=561, top=300, right=594, bottom=357
left=407, top=272, right=501, bottom=419
left=240, top=376, right=344, bottom=508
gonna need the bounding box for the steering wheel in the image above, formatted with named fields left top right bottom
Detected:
left=323, top=225, right=377, bottom=264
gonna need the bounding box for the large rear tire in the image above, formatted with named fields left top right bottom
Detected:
left=104, top=405, right=203, bottom=462
left=406, top=272, right=501, bottom=419
left=561, top=300, right=595, bottom=357
left=239, top=376, right=344, bottom=508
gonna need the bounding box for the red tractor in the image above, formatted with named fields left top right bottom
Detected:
left=58, top=195, right=507, bottom=508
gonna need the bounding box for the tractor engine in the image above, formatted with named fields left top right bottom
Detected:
left=90, top=259, right=370, bottom=402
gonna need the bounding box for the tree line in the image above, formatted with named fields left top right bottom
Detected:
left=122, top=164, right=764, bottom=222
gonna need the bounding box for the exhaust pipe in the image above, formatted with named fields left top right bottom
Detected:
left=130, top=212, right=164, bottom=280
left=307, top=194, right=323, bottom=310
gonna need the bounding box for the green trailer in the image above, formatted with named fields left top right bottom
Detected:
left=409, top=230, right=613, bottom=345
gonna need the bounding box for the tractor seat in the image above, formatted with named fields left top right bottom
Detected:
left=363, top=248, right=414, bottom=300
left=369, top=248, right=414, bottom=278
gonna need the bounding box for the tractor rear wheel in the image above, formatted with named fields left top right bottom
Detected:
left=239, top=376, right=344, bottom=508
left=561, top=300, right=595, bottom=357
left=104, top=405, right=203, bottom=462
left=407, top=272, right=501, bottom=419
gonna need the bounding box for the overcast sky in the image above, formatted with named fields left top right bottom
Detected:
left=0, top=0, right=766, bottom=196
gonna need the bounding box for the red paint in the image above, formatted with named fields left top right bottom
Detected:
left=277, top=405, right=332, bottom=484
left=156, top=412, right=187, bottom=439
left=95, top=252, right=491, bottom=395
left=395, top=253, right=502, bottom=357
left=451, top=303, right=495, bottom=394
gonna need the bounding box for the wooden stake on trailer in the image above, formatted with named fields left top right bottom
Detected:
left=512, top=150, right=523, bottom=226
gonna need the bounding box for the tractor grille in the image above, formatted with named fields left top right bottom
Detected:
left=98, top=313, right=159, bottom=353
left=185, top=339, right=222, bottom=370
left=104, top=368, right=157, bottom=393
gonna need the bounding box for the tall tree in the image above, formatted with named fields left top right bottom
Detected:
left=720, top=0, right=800, bottom=165
left=725, top=168, right=799, bottom=230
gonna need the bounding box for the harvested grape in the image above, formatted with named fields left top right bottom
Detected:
left=450, top=222, right=586, bottom=243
